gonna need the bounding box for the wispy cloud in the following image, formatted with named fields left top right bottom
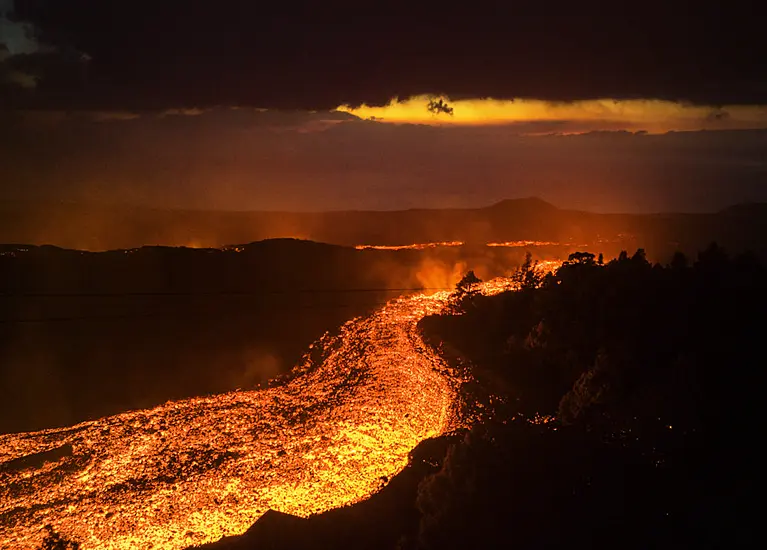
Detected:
left=161, top=108, right=207, bottom=117
left=4, top=68, right=37, bottom=88
left=91, top=111, right=141, bottom=122
left=338, top=97, right=767, bottom=134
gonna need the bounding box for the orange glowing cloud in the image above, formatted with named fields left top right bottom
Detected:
left=337, top=96, right=767, bottom=134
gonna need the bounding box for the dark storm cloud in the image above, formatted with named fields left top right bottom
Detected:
left=4, top=2, right=767, bottom=110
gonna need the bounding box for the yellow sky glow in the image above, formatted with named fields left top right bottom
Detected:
left=336, top=96, right=767, bottom=133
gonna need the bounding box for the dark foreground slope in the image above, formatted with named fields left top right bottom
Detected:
left=412, top=248, right=763, bottom=549
left=2, top=198, right=766, bottom=260
left=188, top=246, right=763, bottom=550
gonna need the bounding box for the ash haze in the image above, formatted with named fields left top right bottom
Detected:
left=2, top=107, right=767, bottom=214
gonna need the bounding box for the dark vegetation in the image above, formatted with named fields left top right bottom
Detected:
left=196, top=244, right=763, bottom=549
left=410, top=245, right=762, bottom=549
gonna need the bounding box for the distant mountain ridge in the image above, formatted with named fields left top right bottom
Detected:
left=1, top=198, right=765, bottom=257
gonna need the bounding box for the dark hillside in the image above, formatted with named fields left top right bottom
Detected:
left=2, top=199, right=766, bottom=261
left=410, top=247, right=763, bottom=548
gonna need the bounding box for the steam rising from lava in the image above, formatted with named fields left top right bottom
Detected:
left=0, top=276, right=554, bottom=549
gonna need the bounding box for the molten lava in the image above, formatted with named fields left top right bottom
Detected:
left=0, top=275, right=558, bottom=549
left=486, top=240, right=560, bottom=247
left=354, top=241, right=464, bottom=251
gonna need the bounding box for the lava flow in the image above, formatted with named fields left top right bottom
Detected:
left=0, top=278, right=539, bottom=550
left=354, top=241, right=464, bottom=251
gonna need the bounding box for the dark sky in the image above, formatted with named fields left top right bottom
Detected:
left=1, top=3, right=767, bottom=214
left=2, top=3, right=767, bottom=110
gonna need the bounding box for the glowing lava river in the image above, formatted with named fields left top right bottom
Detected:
left=1, top=281, right=533, bottom=550
left=0, top=276, right=544, bottom=549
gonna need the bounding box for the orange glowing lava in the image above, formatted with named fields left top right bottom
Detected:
left=354, top=241, right=464, bottom=251
left=486, top=241, right=560, bottom=247
left=533, top=260, right=565, bottom=274
left=354, top=241, right=567, bottom=251
left=0, top=274, right=561, bottom=549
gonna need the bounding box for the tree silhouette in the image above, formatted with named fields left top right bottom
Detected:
left=427, top=98, right=454, bottom=116
left=456, top=270, right=481, bottom=295
left=447, top=271, right=482, bottom=312
left=567, top=251, right=596, bottom=265
left=631, top=248, right=647, bottom=263
left=670, top=251, right=688, bottom=270
left=512, top=252, right=543, bottom=290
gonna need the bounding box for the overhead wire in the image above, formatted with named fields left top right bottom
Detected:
left=0, top=286, right=457, bottom=324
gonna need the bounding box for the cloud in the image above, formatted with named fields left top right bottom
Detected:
left=0, top=47, right=89, bottom=105
left=2, top=4, right=766, bottom=110
left=4, top=67, right=37, bottom=88
left=161, top=108, right=207, bottom=117
left=0, top=7, right=41, bottom=56
left=90, top=111, right=141, bottom=122
left=0, top=2, right=90, bottom=105
left=338, top=97, right=767, bottom=133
